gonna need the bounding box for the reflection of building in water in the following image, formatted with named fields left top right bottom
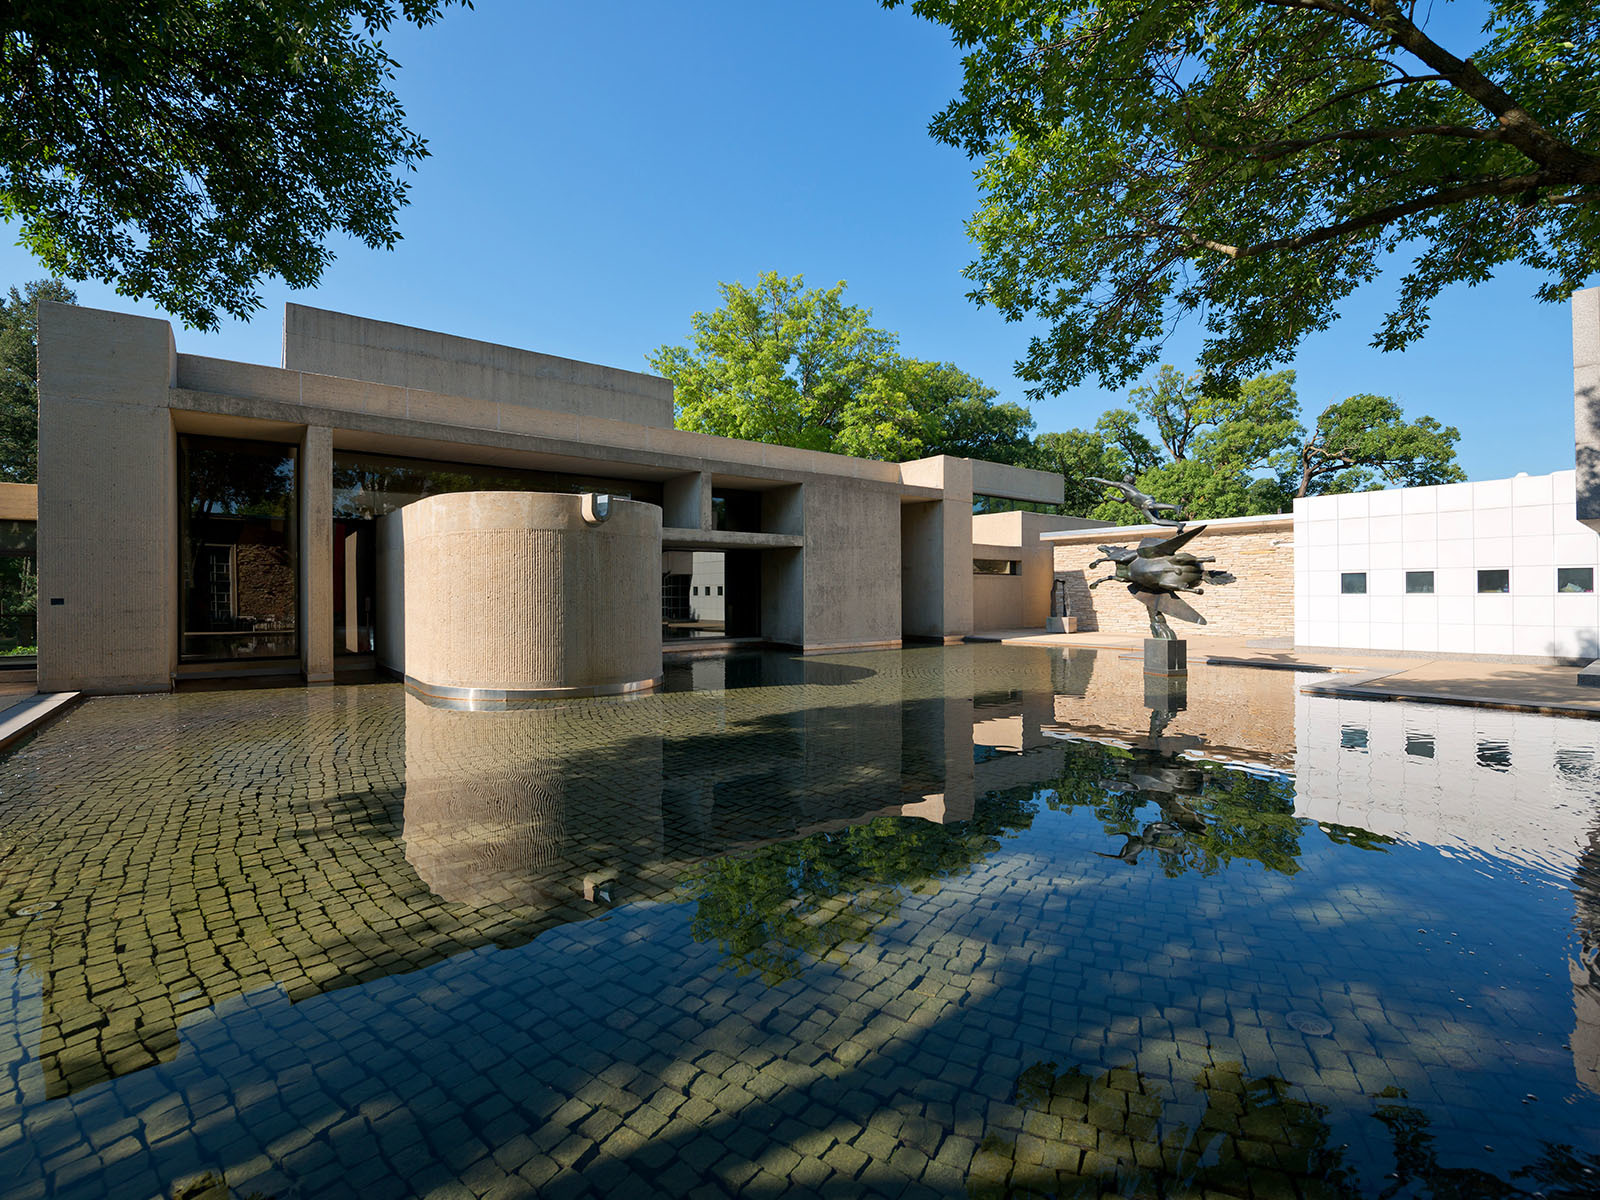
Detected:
left=1294, top=691, right=1600, bottom=1094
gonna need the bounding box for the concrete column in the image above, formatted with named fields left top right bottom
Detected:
left=899, top=456, right=974, bottom=641
left=1575, top=288, right=1600, bottom=533
left=662, top=471, right=711, bottom=530
left=300, top=425, right=334, bottom=683
left=36, top=303, right=178, bottom=694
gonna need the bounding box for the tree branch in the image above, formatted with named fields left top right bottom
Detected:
left=1212, top=123, right=1503, bottom=162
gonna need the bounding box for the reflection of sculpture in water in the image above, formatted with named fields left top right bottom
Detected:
left=1084, top=519, right=1236, bottom=640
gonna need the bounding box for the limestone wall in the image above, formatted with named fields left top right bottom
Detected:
left=1050, top=516, right=1295, bottom=639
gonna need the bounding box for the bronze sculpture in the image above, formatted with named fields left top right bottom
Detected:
left=1083, top=486, right=1235, bottom=640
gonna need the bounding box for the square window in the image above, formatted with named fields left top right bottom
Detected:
left=1405, top=570, right=1434, bottom=594
left=1340, top=572, right=1367, bottom=595
left=1340, top=725, right=1368, bottom=751
left=1477, top=569, right=1510, bottom=593
left=1557, top=567, right=1595, bottom=594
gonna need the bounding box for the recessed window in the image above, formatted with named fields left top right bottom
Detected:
left=1477, top=569, right=1510, bottom=594
left=692, top=586, right=698, bottom=596
left=1340, top=572, right=1367, bottom=595
left=717, top=586, right=723, bottom=596
left=1404, top=571, right=1435, bottom=595
left=1557, top=567, right=1595, bottom=594
left=974, top=559, right=1019, bottom=576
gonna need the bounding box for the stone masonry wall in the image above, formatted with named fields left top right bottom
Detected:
left=1053, top=518, right=1295, bottom=638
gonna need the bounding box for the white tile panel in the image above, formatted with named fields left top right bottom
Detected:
left=1435, top=482, right=1473, bottom=511
left=1474, top=594, right=1514, bottom=625
left=1370, top=542, right=1403, bottom=569
left=1513, top=625, right=1558, bottom=658
left=1401, top=486, right=1438, bottom=514
left=1370, top=596, right=1402, bottom=623
left=1404, top=623, right=1438, bottom=652
left=1512, top=537, right=1555, bottom=568
left=1368, top=488, right=1403, bottom=516
left=1476, top=624, right=1513, bottom=654
left=1438, top=622, right=1475, bottom=653
left=1474, top=508, right=1512, bottom=538
left=1401, top=542, right=1437, bottom=569
left=1513, top=595, right=1555, bottom=628
left=1338, top=543, right=1370, bottom=570
left=1476, top=537, right=1513, bottom=567
left=1437, top=539, right=1474, bottom=568
left=1553, top=470, right=1577, bottom=505
left=1368, top=514, right=1403, bottom=543
left=1338, top=594, right=1371, bottom=622
left=1436, top=510, right=1473, bottom=540
left=1401, top=512, right=1437, bottom=542
left=1337, top=516, right=1370, bottom=544
left=1334, top=492, right=1371, bottom=518
left=1342, top=620, right=1371, bottom=647
left=1370, top=621, right=1404, bottom=649
left=1473, top=478, right=1513, bottom=508
left=1511, top=473, right=1555, bottom=505
left=1512, top=504, right=1555, bottom=538
left=1554, top=531, right=1599, bottom=564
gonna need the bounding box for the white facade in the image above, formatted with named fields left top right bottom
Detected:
left=1294, top=470, right=1600, bottom=659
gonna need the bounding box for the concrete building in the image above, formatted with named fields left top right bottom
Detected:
left=34, top=302, right=1061, bottom=695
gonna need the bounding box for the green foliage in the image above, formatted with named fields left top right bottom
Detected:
left=682, top=791, right=1036, bottom=983
left=0, top=278, right=75, bottom=483
left=650, top=273, right=1033, bottom=462
left=889, top=0, right=1600, bottom=392
left=1033, top=366, right=1461, bottom=520
left=1292, top=393, right=1466, bottom=496
left=1, top=2, right=470, bottom=330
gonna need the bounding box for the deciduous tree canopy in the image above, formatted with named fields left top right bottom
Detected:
left=0, top=278, right=75, bottom=483
left=1, top=1, right=469, bottom=329
left=649, top=273, right=1035, bottom=462
left=890, top=0, right=1600, bottom=393
left=1032, top=367, right=1463, bottom=520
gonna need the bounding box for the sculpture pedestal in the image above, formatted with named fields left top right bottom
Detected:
left=1144, top=637, right=1186, bottom=676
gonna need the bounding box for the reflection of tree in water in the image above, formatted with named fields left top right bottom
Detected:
left=683, top=789, right=1037, bottom=983
left=988, top=1060, right=1599, bottom=1199
left=1044, top=740, right=1392, bottom=877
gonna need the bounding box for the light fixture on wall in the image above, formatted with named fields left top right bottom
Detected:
left=581, top=493, right=612, bottom=525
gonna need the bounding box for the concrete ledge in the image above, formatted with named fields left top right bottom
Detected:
left=1577, top=660, right=1600, bottom=688
left=1299, top=673, right=1600, bottom=720
left=0, top=692, right=82, bottom=752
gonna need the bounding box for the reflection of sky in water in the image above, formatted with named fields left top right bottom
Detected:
left=0, top=644, right=1597, bottom=1198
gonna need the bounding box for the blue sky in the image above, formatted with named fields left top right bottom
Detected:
left=0, top=0, right=1588, bottom=482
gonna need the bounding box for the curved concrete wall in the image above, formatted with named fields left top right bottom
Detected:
left=378, top=491, right=661, bottom=697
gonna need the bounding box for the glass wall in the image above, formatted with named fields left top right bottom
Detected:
left=179, top=437, right=298, bottom=662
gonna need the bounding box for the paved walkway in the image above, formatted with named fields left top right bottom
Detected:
left=977, top=629, right=1600, bottom=719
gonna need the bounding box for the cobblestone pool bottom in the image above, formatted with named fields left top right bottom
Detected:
left=0, top=645, right=1596, bottom=1198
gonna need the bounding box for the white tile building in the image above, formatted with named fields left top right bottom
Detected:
left=1293, top=470, right=1600, bottom=659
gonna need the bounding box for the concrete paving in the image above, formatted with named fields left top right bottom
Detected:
left=982, top=629, right=1600, bottom=718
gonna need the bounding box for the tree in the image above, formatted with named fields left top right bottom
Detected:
left=1, top=2, right=470, bottom=330
left=888, top=0, right=1600, bottom=393
left=650, top=272, right=1034, bottom=462
left=0, top=278, right=76, bottom=483
left=1291, top=393, right=1465, bottom=495
left=1033, top=366, right=1462, bottom=520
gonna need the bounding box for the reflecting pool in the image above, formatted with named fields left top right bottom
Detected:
left=0, top=644, right=1597, bottom=1198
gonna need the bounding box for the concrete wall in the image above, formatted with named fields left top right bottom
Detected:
left=1294, top=470, right=1600, bottom=659
left=798, top=478, right=902, bottom=649
left=283, top=304, right=677, bottom=429
left=1049, top=514, right=1295, bottom=639
left=378, top=491, right=662, bottom=696
left=970, top=510, right=1089, bottom=632
left=36, top=303, right=178, bottom=694
left=1576, top=287, right=1600, bottom=533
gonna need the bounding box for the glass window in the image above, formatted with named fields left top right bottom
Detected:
left=1340, top=572, right=1367, bottom=595
left=974, top=559, right=1019, bottom=576
left=1405, top=733, right=1435, bottom=759
left=1340, top=725, right=1368, bottom=751
left=180, top=436, right=297, bottom=661
left=1477, top=569, right=1510, bottom=594
left=1557, top=567, right=1595, bottom=594
left=1404, top=571, right=1434, bottom=594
